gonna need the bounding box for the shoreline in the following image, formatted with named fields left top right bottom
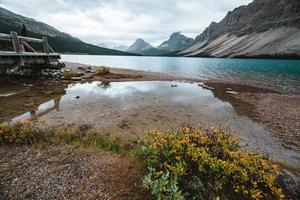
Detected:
left=1, top=62, right=299, bottom=152
left=1, top=62, right=300, bottom=198
left=65, top=62, right=300, bottom=151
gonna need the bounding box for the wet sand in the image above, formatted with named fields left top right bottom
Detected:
left=205, top=82, right=300, bottom=152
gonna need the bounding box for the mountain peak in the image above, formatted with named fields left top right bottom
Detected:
left=158, top=32, right=194, bottom=52
left=127, top=38, right=153, bottom=54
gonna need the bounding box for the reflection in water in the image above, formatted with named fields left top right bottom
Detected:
left=3, top=81, right=300, bottom=167
left=11, top=96, right=62, bottom=123
left=9, top=81, right=220, bottom=122
left=0, top=79, right=67, bottom=123
left=61, top=55, right=300, bottom=93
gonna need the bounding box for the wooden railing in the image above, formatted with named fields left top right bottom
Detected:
left=0, top=31, right=60, bottom=66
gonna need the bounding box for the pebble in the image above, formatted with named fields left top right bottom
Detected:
left=226, top=91, right=239, bottom=95
left=71, top=77, right=82, bottom=81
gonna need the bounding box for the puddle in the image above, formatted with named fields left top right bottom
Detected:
left=0, top=92, right=17, bottom=97
left=1, top=81, right=299, bottom=167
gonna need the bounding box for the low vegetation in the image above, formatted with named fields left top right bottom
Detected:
left=1, top=121, right=285, bottom=199
left=95, top=66, right=109, bottom=76
left=136, top=126, right=284, bottom=200
left=0, top=121, right=122, bottom=153
left=63, top=70, right=83, bottom=79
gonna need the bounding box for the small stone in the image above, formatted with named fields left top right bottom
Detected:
left=226, top=91, right=239, bottom=95
left=75, top=96, right=80, bottom=99
left=71, top=77, right=82, bottom=81
left=198, top=82, right=205, bottom=87
left=24, top=102, right=34, bottom=107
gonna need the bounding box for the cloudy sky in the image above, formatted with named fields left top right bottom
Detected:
left=0, top=0, right=252, bottom=46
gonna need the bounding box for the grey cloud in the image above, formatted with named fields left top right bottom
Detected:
left=0, top=0, right=252, bottom=45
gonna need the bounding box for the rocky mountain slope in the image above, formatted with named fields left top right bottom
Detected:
left=180, top=0, right=300, bottom=58
left=127, top=38, right=153, bottom=54
left=158, top=32, right=194, bottom=52
left=97, top=42, right=129, bottom=51
left=0, top=7, right=134, bottom=55
left=128, top=32, right=194, bottom=56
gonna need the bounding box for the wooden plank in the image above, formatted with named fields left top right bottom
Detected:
left=10, top=32, right=21, bottom=53
left=48, top=45, right=55, bottom=53
left=42, top=37, right=50, bottom=64
left=10, top=31, right=24, bottom=66
left=0, top=33, right=11, bottom=40
left=0, top=33, right=43, bottom=43
left=19, top=36, right=43, bottom=43
left=0, top=57, right=60, bottom=65
left=0, top=51, right=60, bottom=57
left=21, top=41, right=37, bottom=53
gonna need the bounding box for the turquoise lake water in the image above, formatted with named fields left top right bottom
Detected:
left=61, top=55, right=300, bottom=93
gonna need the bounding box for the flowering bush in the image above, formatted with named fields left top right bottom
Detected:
left=0, top=120, right=41, bottom=144
left=137, top=126, right=284, bottom=200
left=0, top=122, right=122, bottom=153
left=95, top=66, right=109, bottom=76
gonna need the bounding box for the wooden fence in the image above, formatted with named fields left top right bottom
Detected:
left=0, top=31, right=60, bottom=67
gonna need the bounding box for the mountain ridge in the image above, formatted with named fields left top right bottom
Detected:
left=0, top=7, right=135, bottom=56
left=127, top=32, right=194, bottom=56
left=180, top=0, right=300, bottom=58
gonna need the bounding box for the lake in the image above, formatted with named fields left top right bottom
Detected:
left=61, top=55, right=300, bottom=94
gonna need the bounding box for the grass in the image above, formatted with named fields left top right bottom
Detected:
left=0, top=121, right=122, bottom=153
left=1, top=121, right=286, bottom=199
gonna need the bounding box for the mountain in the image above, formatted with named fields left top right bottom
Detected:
left=0, top=7, right=135, bottom=55
left=97, top=42, right=129, bottom=51
left=158, top=32, right=194, bottom=52
left=113, top=45, right=129, bottom=52
left=128, top=32, right=194, bottom=56
left=97, top=43, right=109, bottom=48
left=180, top=0, right=300, bottom=58
left=127, top=38, right=153, bottom=54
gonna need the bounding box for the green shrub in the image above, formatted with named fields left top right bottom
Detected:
left=95, top=66, right=109, bottom=76
left=137, top=126, right=284, bottom=200
left=86, top=131, right=121, bottom=153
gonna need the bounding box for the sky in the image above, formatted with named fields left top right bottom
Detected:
left=0, top=0, right=252, bottom=46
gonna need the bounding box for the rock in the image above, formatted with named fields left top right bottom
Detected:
left=71, top=77, right=82, bottom=81
left=43, top=91, right=55, bottom=95
left=24, top=102, right=34, bottom=107
left=181, top=0, right=300, bottom=58
left=171, top=84, right=178, bottom=87
left=158, top=32, right=194, bottom=52
left=75, top=96, right=80, bottom=99
left=82, top=75, right=94, bottom=79
left=226, top=91, right=239, bottom=95
left=198, top=82, right=205, bottom=87
left=127, top=38, right=153, bottom=54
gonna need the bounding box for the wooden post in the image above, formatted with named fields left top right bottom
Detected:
left=10, top=31, right=24, bottom=66
left=42, top=36, right=50, bottom=64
